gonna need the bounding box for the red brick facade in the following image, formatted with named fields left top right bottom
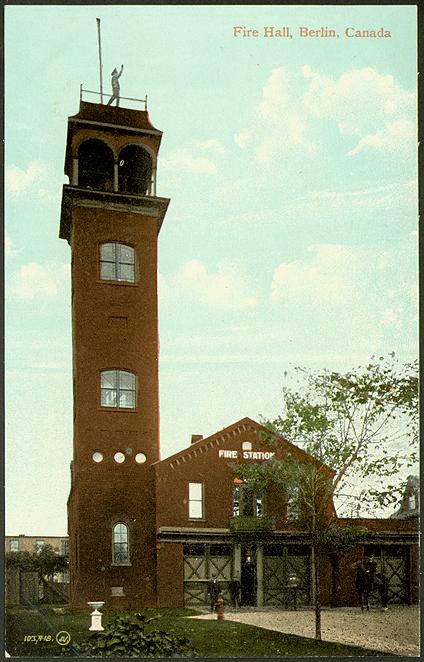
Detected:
left=62, top=101, right=417, bottom=610
left=154, top=419, right=418, bottom=608
left=62, top=102, right=169, bottom=608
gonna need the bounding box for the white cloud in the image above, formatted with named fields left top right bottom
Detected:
left=160, top=259, right=257, bottom=309
left=302, top=66, right=415, bottom=136
left=270, top=234, right=418, bottom=363
left=196, top=139, right=227, bottom=154
left=380, top=308, right=403, bottom=329
left=237, top=65, right=415, bottom=163
left=234, top=130, right=252, bottom=148
left=302, top=65, right=416, bottom=158
left=9, top=262, right=70, bottom=300
left=271, top=244, right=363, bottom=305
left=162, top=148, right=216, bottom=174
left=258, top=68, right=289, bottom=120
left=239, top=67, right=318, bottom=162
left=271, top=236, right=418, bottom=337
left=5, top=233, right=15, bottom=257
left=348, top=118, right=416, bottom=156
left=5, top=160, right=47, bottom=197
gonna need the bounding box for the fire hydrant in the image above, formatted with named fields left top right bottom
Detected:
left=216, top=594, right=225, bottom=620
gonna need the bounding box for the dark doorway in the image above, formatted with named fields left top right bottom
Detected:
left=241, top=546, right=256, bottom=606
left=118, top=145, right=152, bottom=195
left=78, top=139, right=114, bottom=191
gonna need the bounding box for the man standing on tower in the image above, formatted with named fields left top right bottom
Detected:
left=107, top=64, right=124, bottom=106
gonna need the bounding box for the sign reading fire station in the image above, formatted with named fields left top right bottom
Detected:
left=218, top=449, right=275, bottom=460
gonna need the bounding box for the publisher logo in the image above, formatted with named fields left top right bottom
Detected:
left=56, top=631, right=71, bottom=646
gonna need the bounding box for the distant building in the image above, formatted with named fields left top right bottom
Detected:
left=5, top=535, right=69, bottom=584
left=391, top=475, right=419, bottom=520
left=5, top=535, right=69, bottom=556
left=5, top=535, right=70, bottom=604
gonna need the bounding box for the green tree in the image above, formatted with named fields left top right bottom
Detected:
left=236, top=456, right=334, bottom=641
left=35, top=544, right=68, bottom=582
left=272, top=354, right=417, bottom=511
left=320, top=523, right=369, bottom=608
left=5, top=550, right=37, bottom=572
left=6, top=544, right=68, bottom=582
left=236, top=355, right=418, bottom=640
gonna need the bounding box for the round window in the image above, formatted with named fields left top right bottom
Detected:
left=114, top=452, right=125, bottom=464
left=92, top=452, right=103, bottom=463
left=135, top=452, right=147, bottom=464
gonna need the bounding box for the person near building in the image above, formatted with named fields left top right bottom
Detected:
left=352, top=558, right=376, bottom=611
left=374, top=571, right=389, bottom=610
left=107, top=65, right=124, bottom=106
left=230, top=576, right=241, bottom=609
left=207, top=574, right=220, bottom=613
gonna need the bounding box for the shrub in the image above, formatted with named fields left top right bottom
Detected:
left=79, top=612, right=195, bottom=657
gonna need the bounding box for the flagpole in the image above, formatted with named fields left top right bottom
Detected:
left=96, top=18, right=103, bottom=104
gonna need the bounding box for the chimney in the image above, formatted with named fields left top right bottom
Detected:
left=191, top=435, right=203, bottom=444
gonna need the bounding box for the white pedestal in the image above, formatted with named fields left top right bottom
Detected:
left=87, top=601, right=105, bottom=631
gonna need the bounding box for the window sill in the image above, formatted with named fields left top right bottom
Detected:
left=99, top=407, right=139, bottom=414
left=96, top=279, right=139, bottom=287
left=188, top=519, right=206, bottom=523
left=111, top=563, right=132, bottom=567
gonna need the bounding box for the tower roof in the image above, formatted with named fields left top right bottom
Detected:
left=70, top=100, right=162, bottom=133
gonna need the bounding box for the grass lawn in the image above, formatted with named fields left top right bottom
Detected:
left=6, top=605, right=392, bottom=657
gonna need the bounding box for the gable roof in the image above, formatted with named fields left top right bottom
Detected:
left=154, top=416, right=335, bottom=476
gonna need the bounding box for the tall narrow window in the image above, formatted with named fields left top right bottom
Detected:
left=100, top=243, right=135, bottom=283
left=10, top=540, right=19, bottom=552
left=101, top=370, right=136, bottom=409
left=255, top=493, right=264, bottom=517
left=233, top=485, right=241, bottom=517
left=287, top=485, right=300, bottom=521
left=112, top=522, right=129, bottom=564
left=188, top=482, right=203, bottom=519
left=233, top=480, right=264, bottom=518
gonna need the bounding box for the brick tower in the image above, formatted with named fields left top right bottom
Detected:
left=60, top=98, right=169, bottom=607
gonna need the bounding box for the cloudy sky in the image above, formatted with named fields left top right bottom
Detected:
left=5, top=5, right=418, bottom=534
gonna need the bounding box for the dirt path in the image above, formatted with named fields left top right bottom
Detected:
left=191, top=606, right=419, bottom=656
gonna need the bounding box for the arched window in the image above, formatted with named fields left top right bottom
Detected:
left=118, top=145, right=152, bottom=195
left=242, top=441, right=252, bottom=451
left=112, top=522, right=129, bottom=564
left=100, top=242, right=135, bottom=283
left=78, top=139, right=114, bottom=191
left=101, top=370, right=136, bottom=409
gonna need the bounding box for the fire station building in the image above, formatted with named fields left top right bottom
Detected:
left=60, top=96, right=418, bottom=611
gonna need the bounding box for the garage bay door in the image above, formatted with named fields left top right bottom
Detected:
left=263, top=544, right=311, bottom=607
left=183, top=544, right=232, bottom=606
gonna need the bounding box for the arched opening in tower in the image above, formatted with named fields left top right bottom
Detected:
left=78, top=139, right=115, bottom=191
left=118, top=145, right=153, bottom=195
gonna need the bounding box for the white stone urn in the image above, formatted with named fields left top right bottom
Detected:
left=87, top=601, right=105, bottom=631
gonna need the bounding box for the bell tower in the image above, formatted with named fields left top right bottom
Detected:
left=60, top=98, right=169, bottom=607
